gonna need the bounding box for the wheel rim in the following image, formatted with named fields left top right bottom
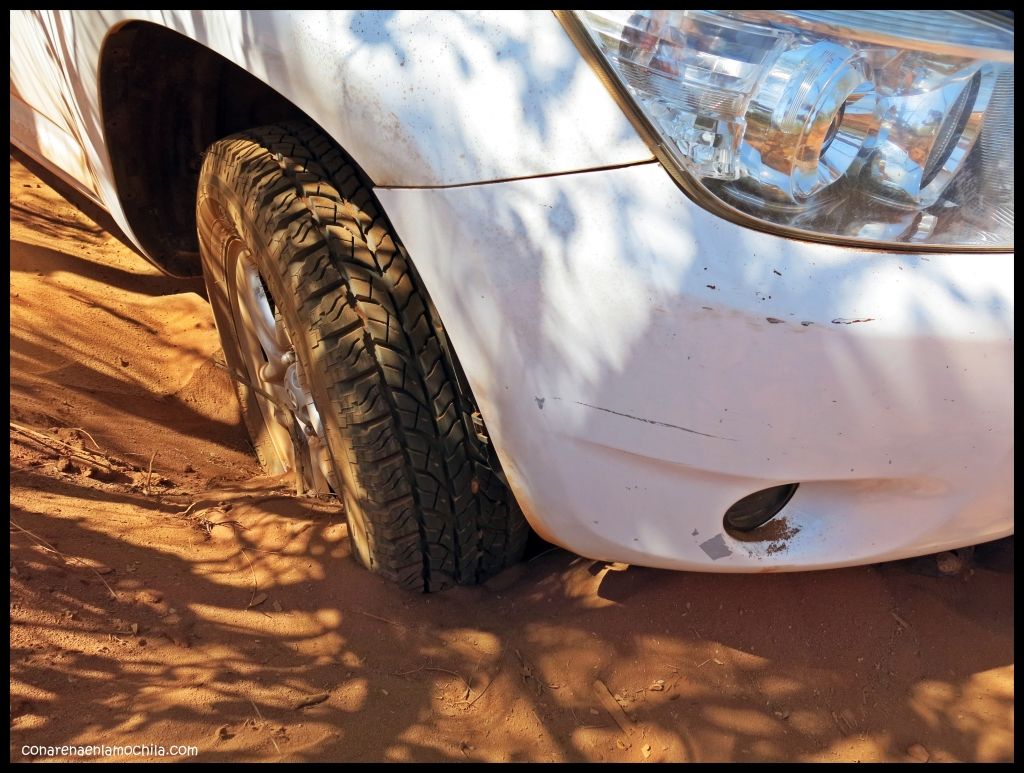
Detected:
left=232, top=251, right=334, bottom=494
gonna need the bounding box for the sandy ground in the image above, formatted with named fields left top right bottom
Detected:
left=9, top=154, right=1014, bottom=763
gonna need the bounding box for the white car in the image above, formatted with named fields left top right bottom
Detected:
left=10, top=10, right=1013, bottom=591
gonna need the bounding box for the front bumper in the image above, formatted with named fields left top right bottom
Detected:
left=378, top=163, right=1013, bottom=571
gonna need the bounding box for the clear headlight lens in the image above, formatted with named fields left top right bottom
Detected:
left=571, top=10, right=1013, bottom=249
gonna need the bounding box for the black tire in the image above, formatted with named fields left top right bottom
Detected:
left=196, top=120, right=527, bottom=591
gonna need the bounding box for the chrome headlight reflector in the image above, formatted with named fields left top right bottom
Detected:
left=567, top=10, right=1014, bottom=249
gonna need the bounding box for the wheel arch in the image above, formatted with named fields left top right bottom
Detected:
left=98, top=22, right=370, bottom=277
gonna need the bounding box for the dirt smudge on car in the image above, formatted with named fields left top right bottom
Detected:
left=729, top=517, right=802, bottom=556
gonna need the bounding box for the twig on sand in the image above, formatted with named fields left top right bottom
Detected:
left=144, top=451, right=156, bottom=495
left=64, top=427, right=102, bottom=451
left=891, top=610, right=911, bottom=631
left=454, top=666, right=501, bottom=708
left=174, top=493, right=297, bottom=520
left=249, top=700, right=265, bottom=722
left=176, top=501, right=203, bottom=519
left=10, top=519, right=118, bottom=601
left=356, top=610, right=408, bottom=629
left=239, top=548, right=259, bottom=608
left=249, top=700, right=281, bottom=755
left=292, top=691, right=330, bottom=710
left=10, top=421, right=117, bottom=472
left=593, top=678, right=634, bottom=736
left=393, top=664, right=471, bottom=690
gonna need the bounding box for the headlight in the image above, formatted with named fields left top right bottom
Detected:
left=560, top=10, right=1013, bottom=250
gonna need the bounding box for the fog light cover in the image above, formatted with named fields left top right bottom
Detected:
left=723, top=483, right=799, bottom=532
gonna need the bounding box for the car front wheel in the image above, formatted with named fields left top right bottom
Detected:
left=196, top=121, right=527, bottom=591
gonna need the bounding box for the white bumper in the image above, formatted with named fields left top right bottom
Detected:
left=378, top=163, right=1014, bottom=571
